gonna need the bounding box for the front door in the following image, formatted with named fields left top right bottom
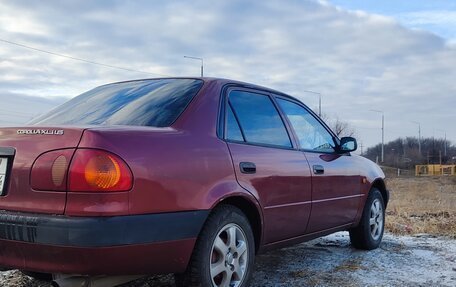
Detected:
left=274, top=97, right=362, bottom=233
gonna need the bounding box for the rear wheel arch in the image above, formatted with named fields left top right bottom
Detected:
left=176, top=203, right=256, bottom=287
left=211, top=196, right=263, bottom=253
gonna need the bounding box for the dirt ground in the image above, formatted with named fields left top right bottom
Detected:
left=1, top=232, right=455, bottom=287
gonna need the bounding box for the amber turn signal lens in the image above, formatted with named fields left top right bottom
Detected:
left=84, top=155, right=121, bottom=189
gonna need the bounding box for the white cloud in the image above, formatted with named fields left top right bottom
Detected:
left=0, top=2, right=51, bottom=37
left=0, top=0, right=455, bottom=148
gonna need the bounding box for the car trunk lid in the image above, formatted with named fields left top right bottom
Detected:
left=0, top=127, right=85, bottom=214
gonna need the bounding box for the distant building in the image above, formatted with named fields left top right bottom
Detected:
left=415, top=164, right=456, bottom=176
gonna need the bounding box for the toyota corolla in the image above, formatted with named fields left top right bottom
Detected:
left=0, top=78, right=388, bottom=287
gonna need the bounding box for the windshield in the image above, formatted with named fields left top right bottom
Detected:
left=30, top=78, right=203, bottom=127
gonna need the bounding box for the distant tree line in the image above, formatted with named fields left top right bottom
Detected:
left=363, top=137, right=455, bottom=168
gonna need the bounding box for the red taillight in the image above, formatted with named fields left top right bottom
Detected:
left=68, top=149, right=133, bottom=192
left=31, top=148, right=133, bottom=192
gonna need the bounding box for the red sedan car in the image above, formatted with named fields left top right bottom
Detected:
left=0, top=78, right=388, bottom=287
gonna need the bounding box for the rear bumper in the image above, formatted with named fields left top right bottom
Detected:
left=0, top=210, right=209, bottom=275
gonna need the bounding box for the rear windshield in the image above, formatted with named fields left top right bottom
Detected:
left=30, top=79, right=203, bottom=127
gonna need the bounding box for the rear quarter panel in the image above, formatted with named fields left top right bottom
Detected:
left=75, top=128, right=237, bottom=214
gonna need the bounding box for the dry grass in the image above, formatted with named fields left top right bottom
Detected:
left=333, top=258, right=365, bottom=272
left=385, top=176, right=456, bottom=238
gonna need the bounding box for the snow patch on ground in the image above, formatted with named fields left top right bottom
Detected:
left=253, top=232, right=456, bottom=287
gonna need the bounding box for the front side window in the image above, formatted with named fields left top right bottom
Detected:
left=228, top=90, right=292, bottom=148
left=276, top=98, right=335, bottom=152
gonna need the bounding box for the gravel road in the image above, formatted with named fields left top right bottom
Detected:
left=1, top=232, right=455, bottom=287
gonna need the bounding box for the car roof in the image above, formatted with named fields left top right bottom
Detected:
left=104, top=77, right=301, bottom=103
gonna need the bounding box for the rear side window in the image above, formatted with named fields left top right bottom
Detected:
left=30, top=79, right=203, bottom=127
left=228, top=90, right=292, bottom=148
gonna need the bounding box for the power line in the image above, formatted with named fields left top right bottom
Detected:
left=0, top=38, right=170, bottom=77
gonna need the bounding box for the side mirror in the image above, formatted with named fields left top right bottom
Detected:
left=339, top=137, right=357, bottom=153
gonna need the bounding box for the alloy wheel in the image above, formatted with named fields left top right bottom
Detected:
left=369, top=198, right=384, bottom=241
left=210, top=223, right=249, bottom=287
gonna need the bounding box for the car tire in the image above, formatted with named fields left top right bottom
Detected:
left=20, top=271, right=53, bottom=281
left=349, top=188, right=385, bottom=250
left=175, top=205, right=255, bottom=287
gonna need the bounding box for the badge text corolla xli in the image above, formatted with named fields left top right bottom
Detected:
left=16, top=129, right=64, bottom=135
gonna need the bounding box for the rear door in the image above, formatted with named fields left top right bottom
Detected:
left=275, top=98, right=362, bottom=233
left=223, top=88, right=312, bottom=244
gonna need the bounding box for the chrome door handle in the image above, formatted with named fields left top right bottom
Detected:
left=313, top=165, right=324, bottom=175
left=240, top=162, right=256, bottom=174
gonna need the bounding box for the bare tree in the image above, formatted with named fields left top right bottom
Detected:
left=320, top=114, right=356, bottom=138
left=331, top=118, right=356, bottom=138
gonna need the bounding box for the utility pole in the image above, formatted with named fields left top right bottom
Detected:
left=436, top=129, right=447, bottom=159
left=440, top=130, right=446, bottom=157
left=412, top=121, right=421, bottom=157
left=445, top=132, right=447, bottom=157
left=370, top=109, right=384, bottom=163
left=303, top=90, right=322, bottom=117
left=319, top=94, right=321, bottom=117
left=184, top=56, right=204, bottom=77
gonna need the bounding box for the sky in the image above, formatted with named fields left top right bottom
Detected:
left=0, top=0, right=455, bottom=150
